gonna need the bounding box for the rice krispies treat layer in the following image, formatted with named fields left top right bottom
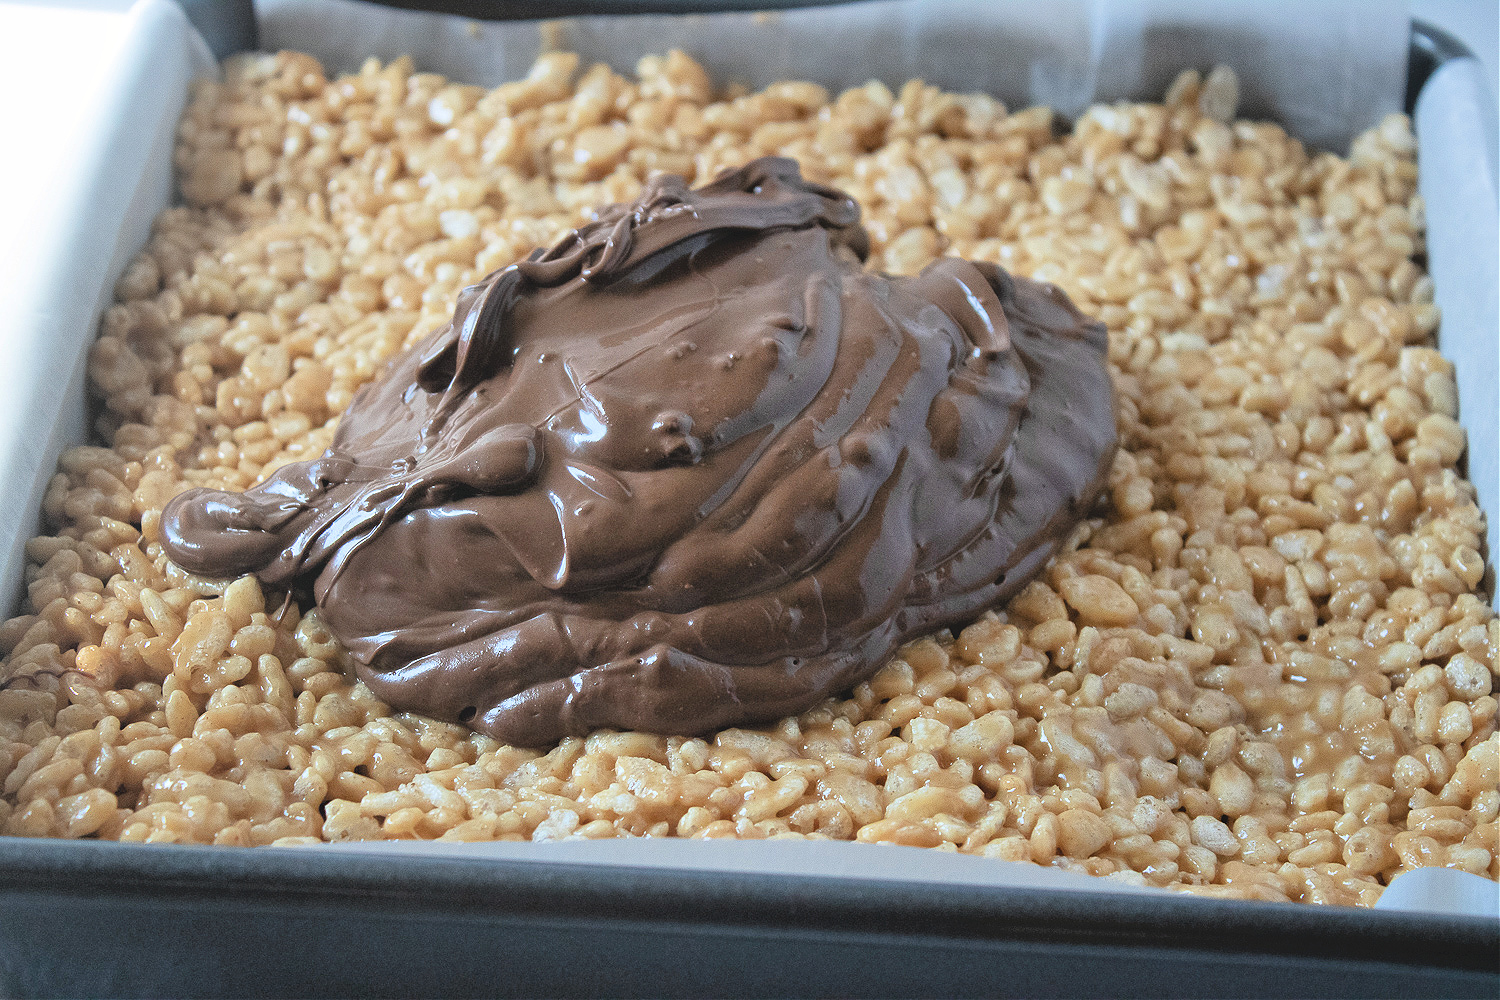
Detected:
left=0, top=51, right=1494, bottom=906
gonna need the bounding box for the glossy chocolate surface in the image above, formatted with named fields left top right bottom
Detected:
left=163, top=158, right=1116, bottom=745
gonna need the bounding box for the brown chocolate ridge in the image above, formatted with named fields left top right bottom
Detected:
left=162, top=157, right=1116, bottom=746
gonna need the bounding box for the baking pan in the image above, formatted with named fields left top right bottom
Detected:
left=0, top=1, right=1495, bottom=996
left=0, top=837, right=1496, bottom=998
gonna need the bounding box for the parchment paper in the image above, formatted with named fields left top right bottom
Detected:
left=257, top=0, right=1408, bottom=153
left=305, top=837, right=1500, bottom=916
left=0, top=0, right=213, bottom=619
left=1416, top=56, right=1499, bottom=599
left=316, top=838, right=1158, bottom=895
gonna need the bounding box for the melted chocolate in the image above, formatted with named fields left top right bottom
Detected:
left=162, top=157, right=1116, bottom=746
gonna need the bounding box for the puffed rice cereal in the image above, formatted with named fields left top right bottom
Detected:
left=0, top=50, right=1494, bottom=907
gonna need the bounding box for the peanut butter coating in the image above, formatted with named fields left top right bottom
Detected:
left=162, top=158, right=1116, bottom=746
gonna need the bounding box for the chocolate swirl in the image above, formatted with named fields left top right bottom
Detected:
left=162, top=157, right=1116, bottom=746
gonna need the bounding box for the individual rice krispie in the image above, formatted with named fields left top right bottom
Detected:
left=0, top=50, right=1493, bottom=907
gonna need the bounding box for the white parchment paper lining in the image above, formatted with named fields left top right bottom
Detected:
left=257, top=0, right=1409, bottom=154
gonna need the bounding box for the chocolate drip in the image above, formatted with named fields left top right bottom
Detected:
left=162, top=157, right=1116, bottom=746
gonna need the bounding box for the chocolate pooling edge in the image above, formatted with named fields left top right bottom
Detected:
left=162, top=157, right=1116, bottom=746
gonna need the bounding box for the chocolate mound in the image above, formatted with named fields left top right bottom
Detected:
left=162, top=157, right=1116, bottom=746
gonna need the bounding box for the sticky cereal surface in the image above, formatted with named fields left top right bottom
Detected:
left=0, top=52, right=1494, bottom=907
